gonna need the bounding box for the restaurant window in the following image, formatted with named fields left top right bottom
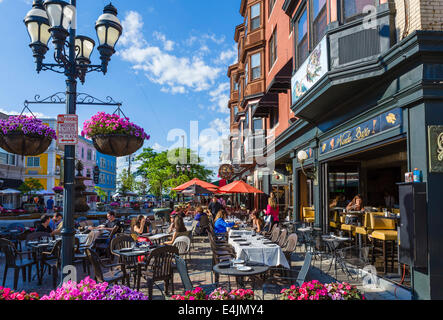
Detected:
left=27, top=157, right=40, bottom=167
left=269, top=0, right=276, bottom=17
left=342, top=0, right=375, bottom=22
left=251, top=52, right=261, bottom=80
left=250, top=3, right=261, bottom=31
left=296, top=8, right=309, bottom=67
left=313, top=0, right=327, bottom=47
left=269, top=28, right=277, bottom=69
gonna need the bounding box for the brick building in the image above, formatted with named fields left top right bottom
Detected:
left=226, top=0, right=443, bottom=299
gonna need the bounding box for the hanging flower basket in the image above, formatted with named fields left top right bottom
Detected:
left=0, top=116, right=56, bottom=156
left=53, top=186, right=64, bottom=194
left=82, top=112, right=149, bottom=157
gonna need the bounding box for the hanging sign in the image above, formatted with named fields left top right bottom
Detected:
left=57, top=114, right=78, bottom=145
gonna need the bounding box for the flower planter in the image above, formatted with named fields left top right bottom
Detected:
left=92, top=134, right=144, bottom=157
left=0, top=132, right=52, bottom=156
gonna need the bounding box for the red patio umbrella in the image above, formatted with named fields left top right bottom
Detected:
left=217, top=180, right=264, bottom=194
left=172, top=178, right=219, bottom=192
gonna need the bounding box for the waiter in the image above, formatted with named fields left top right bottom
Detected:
left=208, top=196, right=222, bottom=217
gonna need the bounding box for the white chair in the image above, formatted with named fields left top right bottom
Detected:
left=173, top=236, right=191, bottom=262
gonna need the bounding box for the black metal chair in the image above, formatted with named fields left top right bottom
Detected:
left=40, top=239, right=62, bottom=289
left=110, top=234, right=140, bottom=287
left=136, top=245, right=179, bottom=299
left=85, top=248, right=128, bottom=286
left=174, top=254, right=217, bottom=295
left=0, top=238, right=40, bottom=290
left=261, top=252, right=313, bottom=299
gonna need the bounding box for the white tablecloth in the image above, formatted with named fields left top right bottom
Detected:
left=228, top=230, right=290, bottom=269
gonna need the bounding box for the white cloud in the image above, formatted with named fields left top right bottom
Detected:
left=119, top=11, right=221, bottom=94
left=152, top=142, right=167, bottom=152
left=153, top=31, right=174, bottom=51
left=208, top=83, right=230, bottom=114
left=0, top=108, right=47, bottom=119
left=215, top=44, right=237, bottom=65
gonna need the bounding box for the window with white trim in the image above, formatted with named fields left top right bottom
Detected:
left=251, top=3, right=261, bottom=31
left=251, top=52, right=261, bottom=80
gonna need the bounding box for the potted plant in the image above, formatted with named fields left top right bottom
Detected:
left=81, top=112, right=149, bottom=157
left=53, top=186, right=64, bottom=194
left=0, top=115, right=56, bottom=156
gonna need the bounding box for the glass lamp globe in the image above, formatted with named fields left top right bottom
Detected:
left=297, top=150, right=309, bottom=162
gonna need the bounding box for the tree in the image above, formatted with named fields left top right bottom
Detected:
left=135, top=179, right=148, bottom=197
left=94, top=186, right=108, bottom=202
left=19, top=178, right=44, bottom=196
left=136, top=147, right=213, bottom=203
left=117, top=168, right=136, bottom=196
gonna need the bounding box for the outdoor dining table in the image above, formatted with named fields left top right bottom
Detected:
left=148, top=233, right=171, bottom=245
left=228, top=230, right=290, bottom=269
left=213, top=261, right=270, bottom=291
left=113, top=246, right=151, bottom=258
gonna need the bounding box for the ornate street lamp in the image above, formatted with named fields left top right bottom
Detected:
left=24, top=0, right=51, bottom=70
left=23, top=0, right=122, bottom=283
left=95, top=3, right=123, bottom=74
left=297, top=150, right=318, bottom=184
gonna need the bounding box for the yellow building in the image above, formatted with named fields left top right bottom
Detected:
left=24, top=119, right=63, bottom=194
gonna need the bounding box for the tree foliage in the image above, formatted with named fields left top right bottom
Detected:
left=94, top=186, right=108, bottom=202
left=19, top=178, right=44, bottom=196
left=117, top=168, right=136, bottom=195
left=136, top=147, right=213, bottom=199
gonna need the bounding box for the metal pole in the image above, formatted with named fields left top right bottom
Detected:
left=60, top=0, right=77, bottom=282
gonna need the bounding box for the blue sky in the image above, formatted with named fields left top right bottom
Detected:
left=0, top=0, right=240, bottom=171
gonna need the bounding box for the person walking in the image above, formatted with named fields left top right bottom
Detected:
left=265, top=194, right=279, bottom=228
left=46, top=196, right=55, bottom=214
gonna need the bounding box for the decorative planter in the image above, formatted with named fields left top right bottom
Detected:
left=92, top=134, right=144, bottom=157
left=0, top=132, right=52, bottom=156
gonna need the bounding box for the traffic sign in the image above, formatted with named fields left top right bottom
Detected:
left=57, top=114, right=78, bottom=145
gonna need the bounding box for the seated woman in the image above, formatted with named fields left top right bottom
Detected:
left=167, top=214, right=176, bottom=233
left=346, top=194, right=364, bottom=212
left=214, top=210, right=237, bottom=234
left=251, top=211, right=264, bottom=233
left=133, top=215, right=152, bottom=244
left=164, top=215, right=188, bottom=245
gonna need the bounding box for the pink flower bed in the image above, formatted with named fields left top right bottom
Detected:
left=0, top=287, right=39, bottom=300
left=171, top=287, right=254, bottom=300
left=280, top=281, right=365, bottom=300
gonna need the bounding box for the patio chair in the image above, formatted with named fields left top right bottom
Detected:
left=85, top=248, right=128, bottom=286
left=136, top=245, right=179, bottom=299
left=276, top=228, right=288, bottom=247
left=269, top=226, right=281, bottom=243
left=0, top=238, right=40, bottom=290
left=6, top=223, right=26, bottom=251
left=172, top=236, right=191, bottom=262
left=261, top=252, right=312, bottom=299
left=110, top=234, right=140, bottom=287
left=174, top=254, right=217, bottom=295
left=283, top=233, right=298, bottom=265
left=40, top=239, right=62, bottom=289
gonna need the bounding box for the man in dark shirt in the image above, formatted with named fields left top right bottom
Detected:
left=36, top=215, right=53, bottom=233
left=208, top=196, right=222, bottom=217
left=89, top=211, right=119, bottom=232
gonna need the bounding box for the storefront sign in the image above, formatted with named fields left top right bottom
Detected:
left=320, top=108, right=402, bottom=155
left=291, top=36, right=328, bottom=103
left=428, top=125, right=443, bottom=173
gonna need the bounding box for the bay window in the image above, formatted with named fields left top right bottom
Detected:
left=251, top=52, right=261, bottom=80
left=245, top=61, right=249, bottom=84
left=313, top=0, right=327, bottom=47
left=343, top=0, right=376, bottom=22
left=296, top=8, right=308, bottom=67
left=251, top=3, right=260, bottom=31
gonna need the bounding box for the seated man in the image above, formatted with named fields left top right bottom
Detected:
left=36, top=215, right=53, bottom=234
left=88, top=211, right=120, bottom=233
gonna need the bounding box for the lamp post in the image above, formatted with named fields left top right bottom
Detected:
left=297, top=150, right=318, bottom=185
left=24, top=0, right=122, bottom=280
